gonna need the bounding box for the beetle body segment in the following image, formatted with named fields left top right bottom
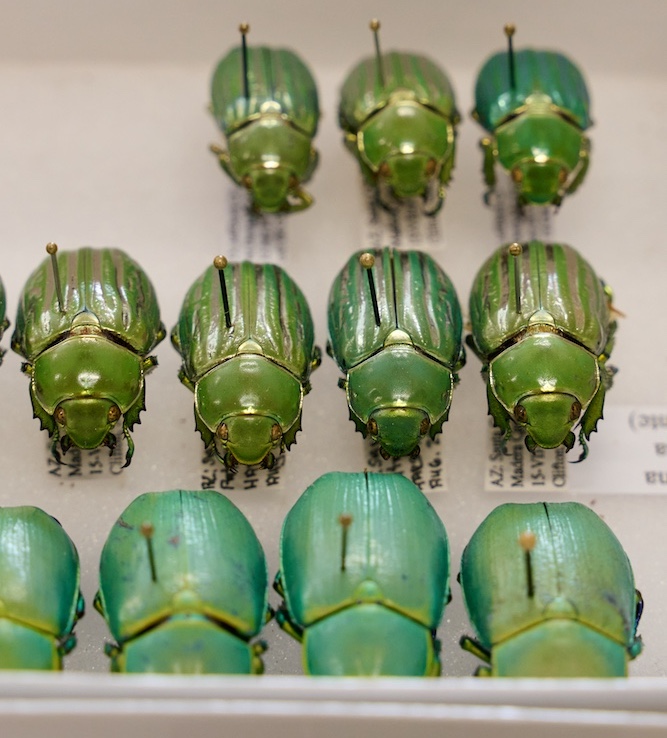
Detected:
left=0, top=506, right=83, bottom=670
left=172, top=261, right=320, bottom=468
left=328, top=248, right=464, bottom=458
left=95, top=490, right=269, bottom=674
left=210, top=46, right=320, bottom=213
left=474, top=49, right=591, bottom=206
left=460, top=502, right=643, bottom=677
left=276, top=471, right=450, bottom=676
left=12, top=248, right=165, bottom=466
left=468, top=241, right=615, bottom=458
left=339, top=51, right=459, bottom=213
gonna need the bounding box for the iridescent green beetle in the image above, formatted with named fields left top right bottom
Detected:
left=460, top=502, right=643, bottom=677
left=328, top=248, right=465, bottom=459
left=338, top=21, right=460, bottom=214
left=468, top=241, right=615, bottom=459
left=12, top=245, right=165, bottom=466
left=94, top=490, right=270, bottom=673
left=473, top=25, right=592, bottom=206
left=210, top=24, right=320, bottom=213
left=0, top=506, right=84, bottom=670
left=275, top=471, right=450, bottom=676
left=0, top=275, right=9, bottom=364
left=172, top=257, right=321, bottom=469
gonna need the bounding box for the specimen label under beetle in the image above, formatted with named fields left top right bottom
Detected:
left=12, top=245, right=165, bottom=467
left=459, top=502, right=643, bottom=677
left=328, top=247, right=464, bottom=460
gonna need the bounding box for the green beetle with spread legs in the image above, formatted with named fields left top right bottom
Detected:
left=95, top=490, right=270, bottom=673
left=328, top=248, right=465, bottom=459
left=468, top=241, right=615, bottom=459
left=172, top=257, right=321, bottom=469
left=338, top=21, right=459, bottom=214
left=275, top=471, right=450, bottom=676
left=0, top=506, right=84, bottom=670
left=210, top=26, right=320, bottom=213
left=473, top=26, right=592, bottom=207
left=12, top=245, right=165, bottom=467
left=460, top=502, right=643, bottom=677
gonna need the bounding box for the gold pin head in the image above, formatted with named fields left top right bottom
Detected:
left=369, top=19, right=380, bottom=32
left=359, top=252, right=375, bottom=269
left=509, top=243, right=522, bottom=257
left=518, top=530, right=536, bottom=552
left=213, top=255, right=228, bottom=271
left=504, top=23, right=516, bottom=38
left=140, top=522, right=154, bottom=539
left=339, top=513, right=353, bottom=529
left=239, top=22, right=250, bottom=35
left=46, top=242, right=58, bottom=255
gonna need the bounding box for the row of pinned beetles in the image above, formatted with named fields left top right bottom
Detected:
left=209, top=20, right=592, bottom=214
left=0, top=238, right=616, bottom=468
left=0, top=475, right=643, bottom=676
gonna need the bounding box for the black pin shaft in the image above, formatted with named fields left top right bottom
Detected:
left=339, top=514, right=352, bottom=571
left=46, top=243, right=65, bottom=313
left=505, top=24, right=516, bottom=92
left=141, top=523, right=157, bottom=583
left=359, top=253, right=381, bottom=326
left=370, top=19, right=385, bottom=88
left=240, top=23, right=250, bottom=102
left=214, top=256, right=232, bottom=329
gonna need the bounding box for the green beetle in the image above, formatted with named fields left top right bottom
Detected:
left=95, top=489, right=270, bottom=673
left=172, top=257, right=321, bottom=469
left=210, top=25, right=320, bottom=213
left=468, top=241, right=615, bottom=459
left=460, top=502, right=643, bottom=677
left=275, top=471, right=450, bottom=676
left=473, top=26, right=592, bottom=207
left=339, top=21, right=459, bottom=214
left=328, top=248, right=465, bottom=459
left=0, top=506, right=84, bottom=670
left=12, top=245, right=165, bottom=467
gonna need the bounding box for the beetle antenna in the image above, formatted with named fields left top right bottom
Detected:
left=518, top=530, right=536, bottom=598
left=339, top=513, right=353, bottom=571
left=508, top=243, right=522, bottom=313
left=213, top=255, right=232, bottom=329
left=504, top=23, right=517, bottom=93
left=239, top=23, right=250, bottom=103
left=359, top=252, right=381, bottom=326
left=369, top=19, right=386, bottom=88
left=140, top=522, right=158, bottom=582
left=46, top=242, right=66, bottom=314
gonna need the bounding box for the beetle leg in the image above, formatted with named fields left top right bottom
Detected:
left=274, top=604, right=304, bottom=643
left=566, top=136, right=591, bottom=196
left=460, top=635, right=491, bottom=664
left=480, top=136, right=497, bottom=204
left=121, top=424, right=135, bottom=468
left=311, top=345, right=322, bottom=370
left=285, top=186, right=313, bottom=212
left=273, top=571, right=285, bottom=597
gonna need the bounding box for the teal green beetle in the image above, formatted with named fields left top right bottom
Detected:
left=339, top=21, right=459, bottom=214
left=0, top=506, right=84, bottom=670
left=468, top=241, right=615, bottom=459
left=473, top=25, right=592, bottom=206
left=275, top=471, right=450, bottom=676
left=12, top=244, right=165, bottom=467
left=0, top=275, right=9, bottom=364
left=460, top=502, right=643, bottom=677
left=210, top=25, right=320, bottom=213
left=172, top=257, right=321, bottom=469
left=328, top=248, right=464, bottom=459
left=94, top=489, right=270, bottom=673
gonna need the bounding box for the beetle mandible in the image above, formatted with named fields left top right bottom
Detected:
left=95, top=489, right=270, bottom=673
left=338, top=20, right=460, bottom=214
left=468, top=241, right=616, bottom=459
left=328, top=248, right=465, bottom=459
left=12, top=245, right=165, bottom=467
left=274, top=471, right=450, bottom=675
left=473, top=25, right=592, bottom=207
left=0, top=505, right=84, bottom=669
left=172, top=257, right=321, bottom=469
left=459, top=502, right=643, bottom=677
left=210, top=24, right=320, bottom=213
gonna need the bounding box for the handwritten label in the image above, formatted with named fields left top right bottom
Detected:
left=365, top=435, right=447, bottom=492
left=200, top=450, right=285, bottom=492
left=226, top=187, right=286, bottom=262
left=45, top=442, right=126, bottom=478
left=485, top=421, right=568, bottom=492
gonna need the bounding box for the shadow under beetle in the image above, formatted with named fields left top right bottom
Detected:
left=210, top=25, right=320, bottom=213
left=328, top=248, right=464, bottom=459
left=95, top=489, right=270, bottom=673
left=473, top=25, right=592, bottom=207
left=274, top=471, right=450, bottom=676
left=12, top=245, right=165, bottom=467
left=0, top=506, right=84, bottom=669
left=459, top=502, right=643, bottom=677
left=468, top=241, right=616, bottom=460
left=338, top=20, right=459, bottom=215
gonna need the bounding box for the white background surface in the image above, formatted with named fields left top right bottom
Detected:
left=0, top=0, right=666, bottom=734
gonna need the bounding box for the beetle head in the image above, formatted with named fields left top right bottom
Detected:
left=244, top=168, right=292, bottom=213
left=55, top=398, right=121, bottom=450
left=512, top=161, right=567, bottom=205
left=368, top=407, right=429, bottom=458
left=514, top=393, right=581, bottom=449
left=380, top=153, right=436, bottom=199
left=216, top=414, right=282, bottom=468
